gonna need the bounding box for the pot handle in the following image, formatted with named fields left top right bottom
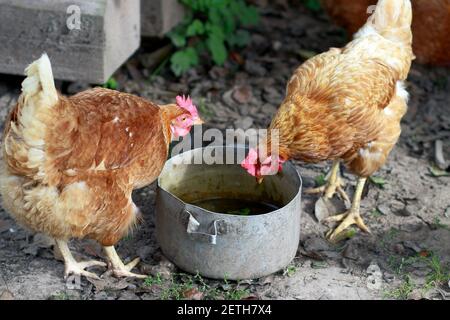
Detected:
left=182, top=209, right=224, bottom=245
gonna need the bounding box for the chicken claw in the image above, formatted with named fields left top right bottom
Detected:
left=56, top=240, right=106, bottom=280
left=324, top=177, right=371, bottom=242
left=64, top=260, right=107, bottom=280
left=103, top=246, right=147, bottom=279
left=325, top=208, right=371, bottom=242
left=305, top=160, right=351, bottom=206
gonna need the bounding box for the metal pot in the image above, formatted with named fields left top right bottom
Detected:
left=155, top=146, right=302, bottom=280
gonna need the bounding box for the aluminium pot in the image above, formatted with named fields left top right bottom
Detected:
left=155, top=146, right=302, bottom=280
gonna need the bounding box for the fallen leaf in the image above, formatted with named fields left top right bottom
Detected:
left=300, top=250, right=325, bottom=261
left=82, top=242, right=103, bottom=258
left=183, top=288, right=204, bottom=300
left=314, top=197, right=333, bottom=222
left=87, top=277, right=129, bottom=292
left=419, top=250, right=430, bottom=258
left=311, top=261, right=328, bottom=269
left=0, top=290, right=14, bottom=300
left=369, top=176, right=387, bottom=188
left=429, top=165, right=450, bottom=177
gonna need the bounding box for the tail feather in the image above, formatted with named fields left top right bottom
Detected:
left=3, top=54, right=58, bottom=181
left=355, top=0, right=412, bottom=45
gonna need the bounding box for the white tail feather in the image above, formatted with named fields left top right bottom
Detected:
left=4, top=54, right=59, bottom=181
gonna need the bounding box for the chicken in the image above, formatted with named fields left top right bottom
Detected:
left=0, top=54, right=203, bottom=279
left=242, top=0, right=414, bottom=241
left=321, top=0, right=450, bottom=66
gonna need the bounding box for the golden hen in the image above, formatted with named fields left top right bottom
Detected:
left=321, top=0, right=450, bottom=66
left=242, top=0, right=414, bottom=241
left=0, top=55, right=203, bottom=279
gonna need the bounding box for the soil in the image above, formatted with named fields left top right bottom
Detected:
left=0, top=2, right=449, bottom=300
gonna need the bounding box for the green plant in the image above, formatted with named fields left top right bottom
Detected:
left=284, top=265, right=297, bottom=277
left=144, top=273, right=164, bottom=287
left=157, top=272, right=249, bottom=300
left=369, top=176, right=387, bottom=189
left=386, top=251, right=450, bottom=299
left=385, top=275, right=415, bottom=300
left=314, top=174, right=327, bottom=187
left=103, top=77, right=118, bottom=90
left=167, top=0, right=260, bottom=76
left=302, top=0, right=321, bottom=12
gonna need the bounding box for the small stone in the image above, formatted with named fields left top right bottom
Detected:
left=342, top=244, right=359, bottom=261
left=232, top=85, right=253, bottom=104
left=434, top=140, right=447, bottom=170
left=136, top=246, right=153, bottom=261
left=390, top=201, right=407, bottom=216
left=222, top=89, right=237, bottom=107
left=272, top=41, right=282, bottom=51
left=244, top=60, right=266, bottom=77
left=400, top=221, right=423, bottom=233
left=383, top=273, right=395, bottom=283
left=407, top=289, right=423, bottom=300
left=127, top=284, right=137, bottom=290
left=377, top=204, right=391, bottom=216
left=303, top=236, right=331, bottom=252
left=366, top=262, right=382, bottom=276
left=263, top=86, right=283, bottom=105
left=393, top=243, right=405, bottom=255
left=94, top=291, right=108, bottom=300
left=234, top=116, right=254, bottom=130
left=403, top=241, right=422, bottom=253
left=118, top=291, right=140, bottom=300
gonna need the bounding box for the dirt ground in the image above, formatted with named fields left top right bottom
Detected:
left=0, top=3, right=449, bottom=300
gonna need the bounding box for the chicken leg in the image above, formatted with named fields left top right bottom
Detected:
left=103, top=246, right=147, bottom=279
left=324, top=177, right=371, bottom=242
left=56, top=240, right=106, bottom=280
left=305, top=160, right=351, bottom=205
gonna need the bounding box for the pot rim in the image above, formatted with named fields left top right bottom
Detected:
left=157, top=145, right=302, bottom=219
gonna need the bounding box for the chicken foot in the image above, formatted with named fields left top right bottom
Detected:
left=103, top=246, right=147, bottom=279
left=324, top=177, right=371, bottom=242
left=305, top=160, right=350, bottom=205
left=56, top=240, right=106, bottom=280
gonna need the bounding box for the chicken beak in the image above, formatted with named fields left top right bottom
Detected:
left=193, top=117, right=204, bottom=125
left=256, top=176, right=264, bottom=184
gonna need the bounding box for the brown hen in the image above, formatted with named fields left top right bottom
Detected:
left=0, top=55, right=203, bottom=279
left=242, top=0, right=414, bottom=241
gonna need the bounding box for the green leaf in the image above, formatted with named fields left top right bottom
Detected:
left=186, top=19, right=205, bottom=37
left=221, top=9, right=236, bottom=36
left=227, top=29, right=250, bottom=47
left=207, top=7, right=222, bottom=26
left=167, top=29, right=187, bottom=48
left=170, top=47, right=199, bottom=76
left=103, top=77, right=118, bottom=90
left=234, top=1, right=259, bottom=26
left=205, top=23, right=225, bottom=41
left=314, top=174, right=327, bottom=187
left=369, top=176, right=387, bottom=189
left=429, top=165, right=450, bottom=177
left=207, top=35, right=227, bottom=66
left=304, top=0, right=322, bottom=12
